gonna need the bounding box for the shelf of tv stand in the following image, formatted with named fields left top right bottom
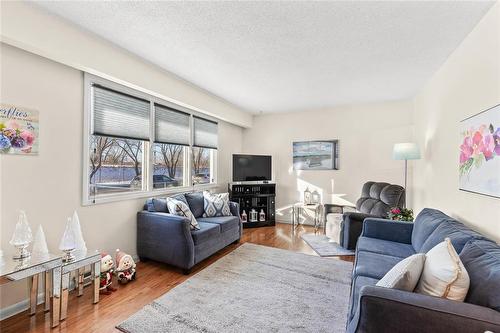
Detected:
left=229, top=183, right=276, bottom=229
left=242, top=220, right=275, bottom=228
left=233, top=193, right=274, bottom=198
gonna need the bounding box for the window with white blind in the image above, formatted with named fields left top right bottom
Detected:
left=83, top=74, right=218, bottom=204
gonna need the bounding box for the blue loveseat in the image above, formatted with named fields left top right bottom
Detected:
left=347, top=208, right=500, bottom=333
left=137, top=192, right=242, bottom=274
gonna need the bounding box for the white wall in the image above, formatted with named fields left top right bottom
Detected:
left=242, top=100, right=414, bottom=223
left=0, top=44, right=243, bottom=311
left=412, top=2, right=500, bottom=242
left=0, top=1, right=252, bottom=128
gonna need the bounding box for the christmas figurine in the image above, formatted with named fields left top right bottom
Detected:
left=115, top=249, right=136, bottom=284
left=99, top=252, right=117, bottom=295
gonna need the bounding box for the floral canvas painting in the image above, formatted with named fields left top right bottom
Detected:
left=0, top=104, right=39, bottom=155
left=459, top=104, right=500, bottom=198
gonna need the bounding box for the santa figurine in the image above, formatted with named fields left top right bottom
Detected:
left=99, top=252, right=117, bottom=295
left=115, top=249, right=136, bottom=284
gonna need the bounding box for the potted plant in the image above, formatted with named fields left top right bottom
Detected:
left=387, top=207, right=414, bottom=222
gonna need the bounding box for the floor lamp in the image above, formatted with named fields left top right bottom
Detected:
left=393, top=143, right=421, bottom=208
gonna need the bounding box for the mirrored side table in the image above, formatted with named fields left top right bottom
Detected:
left=0, top=253, right=62, bottom=327
left=59, top=250, right=101, bottom=321
left=292, top=202, right=324, bottom=232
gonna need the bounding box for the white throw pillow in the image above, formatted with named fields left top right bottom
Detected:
left=166, top=197, right=200, bottom=230
left=202, top=191, right=232, bottom=217
left=376, top=253, right=426, bottom=291
left=415, top=238, right=470, bottom=301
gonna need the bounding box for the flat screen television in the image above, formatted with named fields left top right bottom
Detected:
left=232, top=154, right=272, bottom=182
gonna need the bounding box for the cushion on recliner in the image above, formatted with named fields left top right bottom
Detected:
left=354, top=251, right=404, bottom=280
left=197, top=216, right=240, bottom=233
left=355, top=182, right=405, bottom=217
left=411, top=208, right=450, bottom=252
left=185, top=192, right=205, bottom=218
left=356, top=236, right=416, bottom=258
left=191, top=222, right=220, bottom=245
left=460, top=239, right=500, bottom=311
left=348, top=275, right=379, bottom=321
left=419, top=220, right=485, bottom=254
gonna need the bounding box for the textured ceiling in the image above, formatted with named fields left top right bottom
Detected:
left=33, top=1, right=493, bottom=113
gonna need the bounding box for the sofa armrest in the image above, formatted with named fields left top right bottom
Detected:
left=347, top=286, right=500, bottom=333
left=229, top=201, right=243, bottom=238
left=229, top=201, right=240, bottom=218
left=136, top=211, right=195, bottom=269
left=341, top=212, right=378, bottom=250
left=361, top=218, right=413, bottom=244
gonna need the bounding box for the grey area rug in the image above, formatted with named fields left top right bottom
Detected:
left=301, top=233, right=355, bottom=257
left=117, top=243, right=353, bottom=333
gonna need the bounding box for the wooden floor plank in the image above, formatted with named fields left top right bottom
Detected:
left=0, top=223, right=353, bottom=333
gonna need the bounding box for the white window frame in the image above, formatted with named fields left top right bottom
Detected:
left=82, top=73, right=218, bottom=205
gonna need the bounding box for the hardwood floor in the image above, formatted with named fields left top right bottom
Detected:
left=0, top=223, right=353, bottom=333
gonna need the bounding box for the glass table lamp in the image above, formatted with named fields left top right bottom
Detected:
left=9, top=211, right=33, bottom=259
left=59, top=217, right=76, bottom=262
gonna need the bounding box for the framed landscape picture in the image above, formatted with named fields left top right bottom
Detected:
left=293, top=140, right=339, bottom=170
left=459, top=104, right=500, bottom=198
left=0, top=104, right=39, bottom=155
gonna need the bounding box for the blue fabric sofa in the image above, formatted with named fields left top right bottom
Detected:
left=347, top=208, right=500, bottom=333
left=137, top=192, right=242, bottom=274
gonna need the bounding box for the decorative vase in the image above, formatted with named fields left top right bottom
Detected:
left=311, top=190, right=320, bottom=204
left=10, top=211, right=33, bottom=259
left=59, top=217, right=76, bottom=262
left=249, top=209, right=258, bottom=222
left=259, top=209, right=266, bottom=222
left=304, top=187, right=312, bottom=205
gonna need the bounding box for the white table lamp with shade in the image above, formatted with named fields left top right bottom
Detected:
left=392, top=143, right=421, bottom=207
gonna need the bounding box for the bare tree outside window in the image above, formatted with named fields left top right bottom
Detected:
left=159, top=144, right=183, bottom=178
left=192, top=147, right=212, bottom=185
left=89, top=136, right=114, bottom=182
left=152, top=143, right=184, bottom=188
left=89, top=135, right=144, bottom=195
left=116, top=139, right=143, bottom=177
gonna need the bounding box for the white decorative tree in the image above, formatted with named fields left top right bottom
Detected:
left=32, top=225, right=49, bottom=255
left=59, top=217, right=76, bottom=262
left=71, top=210, right=87, bottom=253
left=10, top=210, right=33, bottom=259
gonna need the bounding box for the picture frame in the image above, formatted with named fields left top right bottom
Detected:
left=459, top=104, right=499, bottom=198
left=293, top=140, right=339, bottom=170
left=0, top=103, right=39, bottom=155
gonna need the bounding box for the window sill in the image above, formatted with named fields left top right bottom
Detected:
left=82, top=183, right=220, bottom=206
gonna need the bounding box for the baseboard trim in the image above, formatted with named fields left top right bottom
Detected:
left=0, top=292, right=45, bottom=321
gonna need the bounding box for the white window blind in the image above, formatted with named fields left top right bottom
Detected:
left=154, top=104, right=190, bottom=146
left=92, top=85, right=150, bottom=140
left=193, top=116, right=218, bottom=149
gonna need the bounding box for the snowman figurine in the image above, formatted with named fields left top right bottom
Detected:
left=115, top=249, right=137, bottom=284
left=99, top=252, right=117, bottom=295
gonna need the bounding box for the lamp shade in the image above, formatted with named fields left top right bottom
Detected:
left=393, top=143, right=421, bottom=160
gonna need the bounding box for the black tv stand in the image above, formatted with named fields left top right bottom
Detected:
left=228, top=183, right=276, bottom=228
